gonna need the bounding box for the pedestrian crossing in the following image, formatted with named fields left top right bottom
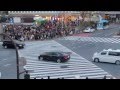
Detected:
left=19, top=40, right=114, bottom=79
left=59, top=36, right=120, bottom=43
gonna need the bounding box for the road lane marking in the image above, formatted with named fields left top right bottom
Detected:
left=4, top=64, right=11, bottom=67
left=60, top=36, right=120, bottom=44
left=19, top=40, right=114, bottom=79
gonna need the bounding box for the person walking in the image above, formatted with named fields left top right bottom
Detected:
left=24, top=71, right=30, bottom=79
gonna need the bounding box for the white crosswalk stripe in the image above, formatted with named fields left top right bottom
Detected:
left=59, top=36, right=120, bottom=43
left=19, top=40, right=114, bottom=79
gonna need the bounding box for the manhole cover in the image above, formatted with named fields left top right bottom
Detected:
left=60, top=65, right=69, bottom=68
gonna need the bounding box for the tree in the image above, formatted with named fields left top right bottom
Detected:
left=34, top=18, right=47, bottom=26
left=77, top=11, right=88, bottom=32
left=80, top=11, right=87, bottom=22
left=0, top=11, right=8, bottom=23
left=77, top=11, right=96, bottom=32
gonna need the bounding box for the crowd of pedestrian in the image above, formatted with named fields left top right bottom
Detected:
left=3, top=20, right=78, bottom=41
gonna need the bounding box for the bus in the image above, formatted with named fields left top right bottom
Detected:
left=97, top=19, right=109, bottom=30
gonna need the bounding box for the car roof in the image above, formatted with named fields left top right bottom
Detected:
left=43, top=51, right=71, bottom=55
left=44, top=51, right=63, bottom=53
left=103, top=49, right=120, bottom=52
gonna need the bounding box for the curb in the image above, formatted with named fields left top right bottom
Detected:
left=0, top=72, right=1, bottom=78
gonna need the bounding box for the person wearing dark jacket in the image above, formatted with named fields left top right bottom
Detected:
left=24, top=71, right=30, bottom=79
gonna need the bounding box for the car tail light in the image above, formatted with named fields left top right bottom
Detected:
left=64, top=55, right=69, bottom=59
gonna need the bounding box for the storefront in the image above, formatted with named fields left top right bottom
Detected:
left=104, top=14, right=120, bottom=23
left=8, top=11, right=82, bottom=26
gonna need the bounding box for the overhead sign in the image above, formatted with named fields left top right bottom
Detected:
left=19, top=57, right=27, bottom=66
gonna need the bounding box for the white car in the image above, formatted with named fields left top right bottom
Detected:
left=92, top=49, right=120, bottom=65
left=83, top=27, right=95, bottom=33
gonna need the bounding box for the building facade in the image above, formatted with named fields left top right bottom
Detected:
left=8, top=11, right=100, bottom=24
left=2, top=11, right=120, bottom=24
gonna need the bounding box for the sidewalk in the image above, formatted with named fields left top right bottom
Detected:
left=0, top=72, right=1, bottom=78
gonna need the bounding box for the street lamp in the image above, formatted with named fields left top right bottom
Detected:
left=0, top=33, right=20, bottom=79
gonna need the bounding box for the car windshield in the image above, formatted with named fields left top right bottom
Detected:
left=43, top=52, right=51, bottom=55
left=43, top=52, right=67, bottom=56
left=14, top=40, right=20, bottom=43
left=100, top=51, right=107, bottom=55
left=14, top=40, right=24, bottom=44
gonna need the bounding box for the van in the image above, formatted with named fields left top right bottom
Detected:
left=92, top=49, right=120, bottom=65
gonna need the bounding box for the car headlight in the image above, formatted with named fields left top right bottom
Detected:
left=19, top=45, right=22, bottom=46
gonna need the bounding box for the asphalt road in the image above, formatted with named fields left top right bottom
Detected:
left=55, top=40, right=120, bottom=78
left=91, top=24, right=120, bottom=38
left=0, top=42, right=24, bottom=79
left=0, top=23, right=120, bottom=79
left=55, top=24, right=120, bottom=79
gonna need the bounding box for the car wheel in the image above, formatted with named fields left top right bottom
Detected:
left=115, top=60, right=120, bottom=65
left=94, top=58, right=99, bottom=62
left=39, top=57, right=43, bottom=61
left=4, top=46, right=7, bottom=49
left=57, top=59, right=61, bottom=63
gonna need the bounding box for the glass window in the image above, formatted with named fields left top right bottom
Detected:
left=101, top=51, right=107, bottom=55
left=86, top=27, right=89, bottom=29
left=45, top=52, right=51, bottom=55
left=51, top=52, right=58, bottom=56
left=108, top=51, right=120, bottom=56
left=45, top=52, right=57, bottom=56
left=117, top=53, right=120, bottom=56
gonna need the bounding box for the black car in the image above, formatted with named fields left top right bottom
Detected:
left=38, top=52, right=71, bottom=63
left=2, top=40, right=25, bottom=49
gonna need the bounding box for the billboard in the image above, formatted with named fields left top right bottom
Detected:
left=0, top=24, right=3, bottom=41
left=13, top=17, right=21, bottom=23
